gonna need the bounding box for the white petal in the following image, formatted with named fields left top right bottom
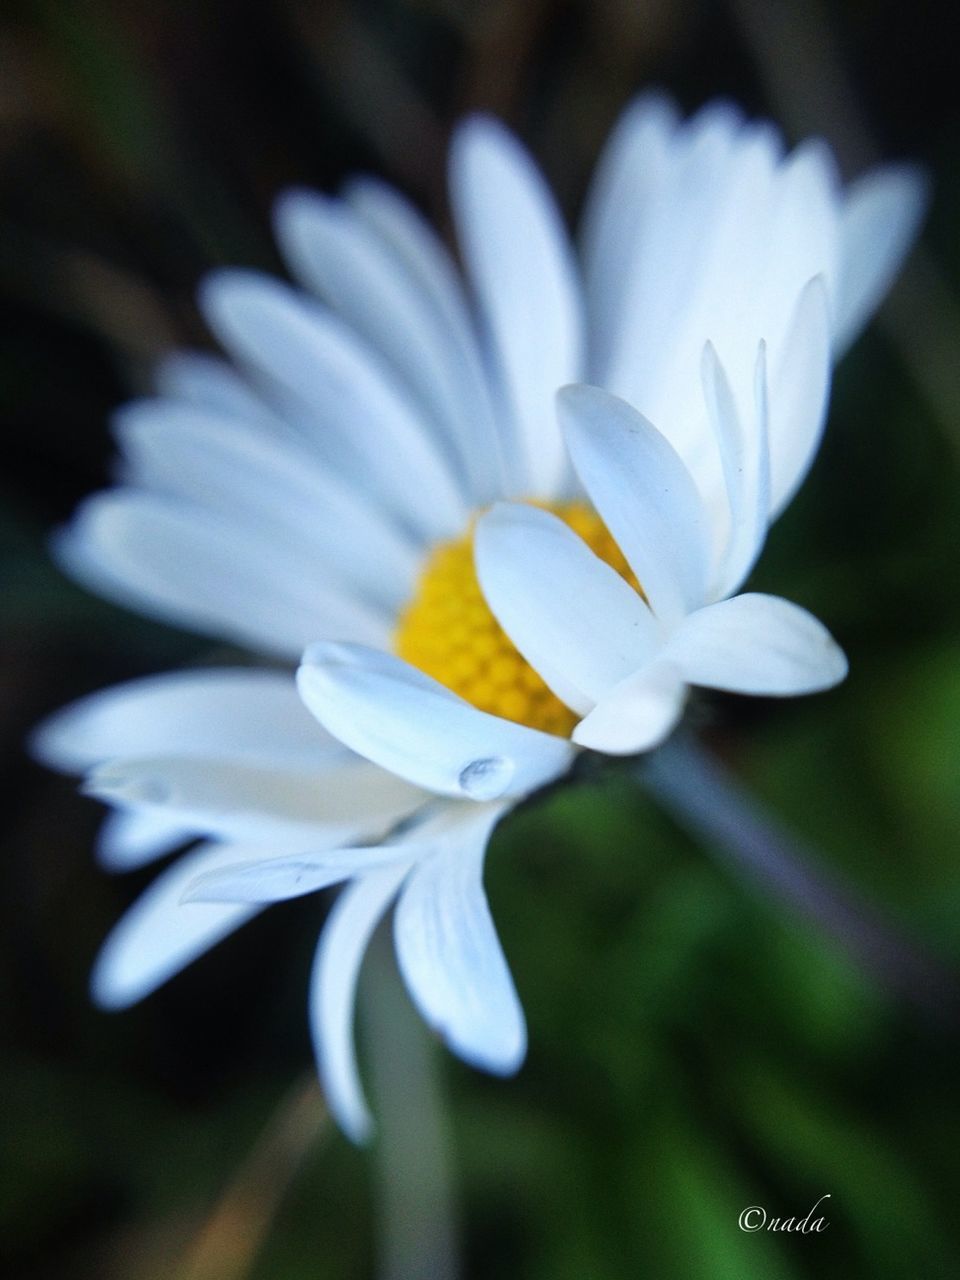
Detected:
left=450, top=116, right=584, bottom=496
left=748, top=138, right=840, bottom=352
left=664, top=593, right=848, bottom=695
left=184, top=841, right=412, bottom=904
left=598, top=108, right=773, bottom=433
left=580, top=91, right=679, bottom=376
left=557, top=384, right=710, bottom=624
left=475, top=503, right=658, bottom=713
left=310, top=860, right=412, bottom=1143
left=115, top=400, right=419, bottom=612
left=274, top=189, right=501, bottom=500
left=30, top=668, right=345, bottom=775
left=703, top=341, right=771, bottom=598
left=394, top=802, right=524, bottom=1074
left=345, top=175, right=505, bottom=499
left=767, top=277, right=833, bottom=517
left=91, top=841, right=263, bottom=1008
left=84, top=755, right=426, bottom=846
left=596, top=108, right=842, bottom=522
left=154, top=351, right=272, bottom=425
left=199, top=270, right=467, bottom=540
left=55, top=491, right=390, bottom=660
left=572, top=662, right=687, bottom=755
left=834, top=164, right=928, bottom=353
left=95, top=808, right=195, bottom=871
left=297, top=643, right=574, bottom=801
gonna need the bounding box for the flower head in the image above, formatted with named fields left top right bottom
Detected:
left=33, top=96, right=925, bottom=1139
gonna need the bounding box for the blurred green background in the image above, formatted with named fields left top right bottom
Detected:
left=2, top=1, right=960, bottom=1277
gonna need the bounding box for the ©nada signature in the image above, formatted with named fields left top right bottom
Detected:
left=739, top=1195, right=830, bottom=1234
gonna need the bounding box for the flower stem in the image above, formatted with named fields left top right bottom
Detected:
left=363, top=927, right=460, bottom=1280
left=639, top=733, right=958, bottom=1023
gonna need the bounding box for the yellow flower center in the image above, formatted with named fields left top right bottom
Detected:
left=394, top=502, right=638, bottom=737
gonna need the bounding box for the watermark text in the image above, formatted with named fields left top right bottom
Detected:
left=739, top=1195, right=830, bottom=1234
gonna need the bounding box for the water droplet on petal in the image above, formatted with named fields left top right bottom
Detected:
left=458, top=756, right=514, bottom=800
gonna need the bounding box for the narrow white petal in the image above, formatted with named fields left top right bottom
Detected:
left=30, top=668, right=345, bottom=775
left=664, top=593, right=848, bottom=695
left=450, top=116, right=584, bottom=495
left=572, top=661, right=687, bottom=755
left=345, top=175, right=505, bottom=500
left=703, top=341, right=771, bottom=598
left=199, top=270, right=467, bottom=540
left=475, top=503, right=658, bottom=713
left=84, top=755, right=426, bottom=846
left=749, top=138, right=840, bottom=353
left=580, top=92, right=679, bottom=376
left=116, top=401, right=419, bottom=611
left=274, top=189, right=501, bottom=499
left=154, top=351, right=271, bottom=425
left=345, top=176, right=487, bottom=361
left=310, top=861, right=412, bottom=1143
left=91, top=841, right=263, bottom=1009
left=834, top=164, right=928, bottom=353
left=558, top=384, right=710, bottom=624
left=394, top=803, right=525, bottom=1074
left=55, top=491, right=390, bottom=660
left=297, top=643, right=574, bottom=801
left=184, top=841, right=412, bottom=904
left=95, top=808, right=195, bottom=871
left=767, top=277, right=833, bottom=517
left=598, top=110, right=770, bottom=445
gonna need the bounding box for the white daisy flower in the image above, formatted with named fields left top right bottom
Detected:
left=34, top=95, right=924, bottom=1140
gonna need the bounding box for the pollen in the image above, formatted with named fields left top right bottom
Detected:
left=394, top=502, right=639, bottom=737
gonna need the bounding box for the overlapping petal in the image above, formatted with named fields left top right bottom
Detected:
left=91, top=840, right=266, bottom=1009
left=664, top=593, right=848, bottom=695
left=31, top=668, right=347, bottom=774
left=475, top=502, right=659, bottom=713
left=557, top=384, right=710, bottom=625
left=309, top=860, right=412, bottom=1143
left=115, top=401, right=419, bottom=611
left=572, top=662, right=688, bottom=755
left=55, top=491, right=390, bottom=660
left=394, top=803, right=524, bottom=1075
left=583, top=95, right=924, bottom=523
left=703, top=340, right=771, bottom=597
left=199, top=270, right=468, bottom=539
left=343, top=175, right=505, bottom=500
left=297, top=643, right=574, bottom=802
left=183, top=841, right=414, bottom=905
left=94, top=808, right=195, bottom=872
left=450, top=116, right=584, bottom=497
left=765, top=277, right=833, bottom=518
left=84, top=754, right=426, bottom=847
left=275, top=189, right=502, bottom=499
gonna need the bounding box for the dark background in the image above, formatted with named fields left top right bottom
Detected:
left=2, top=1, right=960, bottom=1277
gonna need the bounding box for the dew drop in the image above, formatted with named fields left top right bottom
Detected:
left=458, top=755, right=514, bottom=801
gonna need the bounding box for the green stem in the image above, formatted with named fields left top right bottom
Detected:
left=640, top=734, right=957, bottom=1023
left=363, top=927, right=460, bottom=1280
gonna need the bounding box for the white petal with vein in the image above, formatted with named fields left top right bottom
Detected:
left=476, top=503, right=657, bottom=714
left=394, top=802, right=524, bottom=1073
left=298, top=643, right=573, bottom=800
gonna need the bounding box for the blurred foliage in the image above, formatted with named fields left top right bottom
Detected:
left=3, top=0, right=960, bottom=1277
